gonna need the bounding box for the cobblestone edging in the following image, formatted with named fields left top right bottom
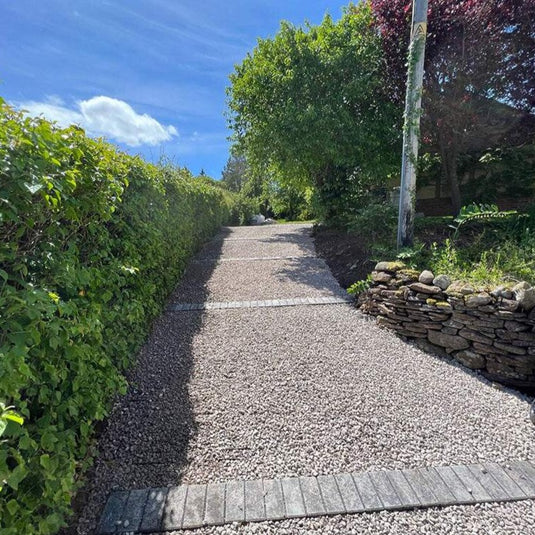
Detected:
left=168, top=296, right=351, bottom=312
left=193, top=255, right=318, bottom=263
left=360, top=262, right=535, bottom=388
left=99, top=460, right=535, bottom=533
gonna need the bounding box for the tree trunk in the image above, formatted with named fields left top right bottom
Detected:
left=438, top=130, right=462, bottom=215
left=446, top=149, right=462, bottom=215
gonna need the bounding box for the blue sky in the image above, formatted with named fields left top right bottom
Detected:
left=1, top=1, right=351, bottom=178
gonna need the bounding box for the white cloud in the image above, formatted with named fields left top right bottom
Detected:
left=17, top=95, right=178, bottom=146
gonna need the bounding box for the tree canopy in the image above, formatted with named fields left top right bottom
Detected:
left=227, top=2, right=400, bottom=222
left=371, top=0, right=535, bottom=212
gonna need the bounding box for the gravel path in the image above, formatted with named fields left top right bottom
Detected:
left=76, top=224, right=535, bottom=534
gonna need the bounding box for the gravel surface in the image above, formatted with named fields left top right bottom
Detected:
left=74, top=224, right=535, bottom=534
left=198, top=229, right=316, bottom=261
left=197, top=240, right=315, bottom=260
left=169, top=257, right=343, bottom=302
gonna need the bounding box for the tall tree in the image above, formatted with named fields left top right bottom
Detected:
left=371, top=0, right=535, bottom=213
left=227, top=3, right=400, bottom=222
left=221, top=153, right=249, bottom=193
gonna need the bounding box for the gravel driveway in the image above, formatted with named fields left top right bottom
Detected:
left=76, top=224, right=535, bottom=534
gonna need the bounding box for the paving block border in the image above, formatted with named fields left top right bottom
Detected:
left=99, top=460, right=535, bottom=533
left=168, top=296, right=352, bottom=312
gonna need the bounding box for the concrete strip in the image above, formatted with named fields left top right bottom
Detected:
left=181, top=484, right=207, bottom=529
left=451, top=465, right=493, bottom=502
left=118, top=489, right=148, bottom=532
left=225, top=480, right=245, bottom=523
left=139, top=488, right=167, bottom=533
left=204, top=483, right=226, bottom=526
left=483, top=463, right=527, bottom=500
left=317, top=475, right=345, bottom=515
left=434, top=465, right=475, bottom=504
left=161, top=486, right=187, bottom=531
left=99, top=459, right=535, bottom=533
left=99, top=490, right=129, bottom=534
left=368, top=471, right=403, bottom=510
left=352, top=472, right=383, bottom=511
left=281, top=477, right=306, bottom=518
left=467, top=464, right=511, bottom=501
left=300, top=476, right=325, bottom=516
left=335, top=473, right=364, bottom=513
left=168, top=297, right=351, bottom=312
left=245, top=479, right=265, bottom=522
left=402, top=469, right=438, bottom=506
left=263, top=478, right=285, bottom=520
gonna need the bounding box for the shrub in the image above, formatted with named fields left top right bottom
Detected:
left=0, top=99, right=231, bottom=534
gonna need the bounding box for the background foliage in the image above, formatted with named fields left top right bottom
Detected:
left=226, top=2, right=400, bottom=225
left=0, top=99, right=232, bottom=534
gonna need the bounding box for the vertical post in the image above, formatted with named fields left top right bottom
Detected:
left=397, top=0, right=428, bottom=248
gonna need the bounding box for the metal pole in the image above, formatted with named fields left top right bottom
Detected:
left=397, top=0, right=428, bottom=248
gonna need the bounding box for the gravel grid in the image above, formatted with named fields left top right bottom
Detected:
left=75, top=224, right=535, bottom=534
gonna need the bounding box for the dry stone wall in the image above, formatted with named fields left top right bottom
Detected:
left=359, top=262, right=535, bottom=389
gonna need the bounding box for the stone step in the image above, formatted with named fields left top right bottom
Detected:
left=98, top=460, right=535, bottom=533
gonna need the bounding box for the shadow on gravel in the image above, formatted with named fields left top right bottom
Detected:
left=266, top=229, right=348, bottom=296
left=274, top=256, right=347, bottom=296
left=68, top=229, right=229, bottom=535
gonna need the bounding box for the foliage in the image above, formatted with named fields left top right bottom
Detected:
left=345, top=200, right=398, bottom=241
left=0, top=99, right=231, bottom=534
left=371, top=0, right=535, bottom=212
left=226, top=192, right=258, bottom=225
left=462, top=144, right=535, bottom=203
left=347, top=274, right=372, bottom=295
left=227, top=2, right=400, bottom=224
left=221, top=153, right=249, bottom=193
left=429, top=233, right=535, bottom=287
left=449, top=203, right=518, bottom=237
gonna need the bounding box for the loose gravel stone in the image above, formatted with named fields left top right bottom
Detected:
left=74, top=224, right=535, bottom=535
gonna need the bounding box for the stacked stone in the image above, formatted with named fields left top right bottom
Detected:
left=360, top=262, right=535, bottom=388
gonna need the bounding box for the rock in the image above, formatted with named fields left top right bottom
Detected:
left=433, top=274, right=451, bottom=290
left=419, top=270, right=435, bottom=285
left=401, top=323, right=428, bottom=333
left=374, top=261, right=406, bottom=272
left=513, top=281, right=531, bottom=292
left=465, top=292, right=492, bottom=308
left=454, top=350, right=486, bottom=370
left=412, top=338, right=450, bottom=359
left=514, top=286, right=535, bottom=312
left=371, top=271, right=392, bottom=283
left=396, top=269, right=420, bottom=283
left=442, top=327, right=459, bottom=336
left=443, top=318, right=464, bottom=329
left=447, top=281, right=476, bottom=296
left=458, top=328, right=494, bottom=344
left=493, top=341, right=527, bottom=355
left=409, top=282, right=443, bottom=295
left=435, top=301, right=453, bottom=312
left=428, top=330, right=470, bottom=350
left=250, top=214, right=266, bottom=225
left=491, top=286, right=505, bottom=299
left=504, top=320, right=530, bottom=332
left=499, top=299, right=520, bottom=312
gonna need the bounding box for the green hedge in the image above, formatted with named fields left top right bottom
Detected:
left=0, top=99, right=232, bottom=534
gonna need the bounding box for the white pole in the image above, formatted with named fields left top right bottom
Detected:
left=397, top=0, right=428, bottom=248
